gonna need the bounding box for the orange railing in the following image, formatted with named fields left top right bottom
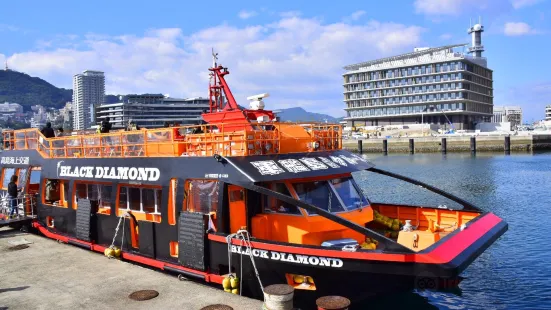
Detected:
left=2, top=122, right=342, bottom=159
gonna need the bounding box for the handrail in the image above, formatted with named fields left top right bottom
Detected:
left=2, top=121, right=342, bottom=159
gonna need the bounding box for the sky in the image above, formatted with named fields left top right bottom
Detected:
left=0, top=0, right=550, bottom=122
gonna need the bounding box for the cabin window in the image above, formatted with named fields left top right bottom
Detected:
left=259, top=182, right=301, bottom=215
left=74, top=182, right=112, bottom=213
left=185, top=180, right=218, bottom=214
left=293, top=181, right=344, bottom=215
left=29, top=170, right=41, bottom=184
left=329, top=177, right=368, bottom=210
left=118, top=185, right=162, bottom=220
left=42, top=179, right=68, bottom=207
left=168, top=178, right=177, bottom=225
left=17, top=168, right=27, bottom=188
left=2, top=168, right=15, bottom=189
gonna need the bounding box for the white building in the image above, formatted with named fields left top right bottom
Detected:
left=343, top=22, right=493, bottom=130
left=73, top=70, right=105, bottom=130
left=492, top=106, right=522, bottom=129
left=546, top=104, right=551, bottom=121
left=0, top=102, right=23, bottom=114
left=30, top=105, right=47, bottom=129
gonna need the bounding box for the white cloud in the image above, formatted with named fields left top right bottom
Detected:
left=510, top=0, right=544, bottom=9
left=350, top=10, right=366, bottom=21
left=5, top=16, right=423, bottom=117
left=238, top=10, right=257, bottom=20
left=503, top=22, right=537, bottom=36
left=414, top=0, right=496, bottom=15
left=0, top=24, right=18, bottom=32
left=439, top=33, right=453, bottom=40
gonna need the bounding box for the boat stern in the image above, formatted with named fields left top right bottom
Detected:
left=418, top=212, right=508, bottom=279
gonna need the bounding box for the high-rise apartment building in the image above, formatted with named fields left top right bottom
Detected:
left=343, top=22, right=493, bottom=130
left=546, top=105, right=551, bottom=121
left=73, top=70, right=105, bottom=130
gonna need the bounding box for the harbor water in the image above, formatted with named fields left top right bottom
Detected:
left=351, top=152, right=551, bottom=310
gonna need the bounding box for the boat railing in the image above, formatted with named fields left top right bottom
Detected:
left=1, top=122, right=342, bottom=158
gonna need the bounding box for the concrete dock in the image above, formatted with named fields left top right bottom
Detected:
left=343, top=134, right=551, bottom=153
left=0, top=227, right=263, bottom=310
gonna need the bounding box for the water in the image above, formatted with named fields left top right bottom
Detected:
left=352, top=152, right=551, bottom=310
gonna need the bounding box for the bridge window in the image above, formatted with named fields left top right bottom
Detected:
left=293, top=181, right=344, bottom=215
left=259, top=182, right=301, bottom=215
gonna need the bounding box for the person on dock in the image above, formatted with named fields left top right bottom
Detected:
left=8, top=175, right=23, bottom=218
left=41, top=122, right=55, bottom=138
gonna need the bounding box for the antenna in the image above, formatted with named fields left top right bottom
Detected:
left=211, top=48, right=218, bottom=68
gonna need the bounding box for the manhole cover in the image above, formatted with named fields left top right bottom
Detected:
left=8, top=244, right=29, bottom=251
left=316, top=296, right=351, bottom=310
left=200, top=305, right=233, bottom=310
left=128, top=290, right=159, bottom=301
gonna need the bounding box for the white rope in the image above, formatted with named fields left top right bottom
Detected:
left=226, top=229, right=264, bottom=295
left=108, top=212, right=129, bottom=258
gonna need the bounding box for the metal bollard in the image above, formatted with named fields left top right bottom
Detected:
left=357, top=140, right=363, bottom=154
left=505, top=135, right=511, bottom=154
left=263, top=284, right=294, bottom=310
left=409, top=138, right=414, bottom=154
left=441, top=137, right=447, bottom=154
left=316, top=296, right=351, bottom=310
left=382, top=139, right=388, bottom=155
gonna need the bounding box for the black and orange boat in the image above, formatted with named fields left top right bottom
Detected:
left=0, top=54, right=507, bottom=305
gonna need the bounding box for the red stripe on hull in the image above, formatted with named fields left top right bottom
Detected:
left=209, top=213, right=503, bottom=264
left=31, top=221, right=223, bottom=284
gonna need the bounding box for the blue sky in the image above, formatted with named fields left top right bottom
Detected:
left=1, top=0, right=550, bottom=121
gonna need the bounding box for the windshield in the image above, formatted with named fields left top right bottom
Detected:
left=293, top=181, right=344, bottom=214
left=260, top=182, right=301, bottom=215
left=329, top=177, right=368, bottom=211
left=293, top=177, right=369, bottom=215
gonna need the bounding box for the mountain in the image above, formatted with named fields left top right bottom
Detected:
left=0, top=69, right=72, bottom=110
left=276, top=107, right=340, bottom=123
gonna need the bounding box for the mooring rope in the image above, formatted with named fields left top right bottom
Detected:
left=226, top=230, right=264, bottom=297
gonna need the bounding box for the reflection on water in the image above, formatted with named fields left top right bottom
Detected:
left=352, top=152, right=551, bottom=310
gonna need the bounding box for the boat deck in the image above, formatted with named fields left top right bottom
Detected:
left=2, top=122, right=342, bottom=158
left=0, top=215, right=34, bottom=228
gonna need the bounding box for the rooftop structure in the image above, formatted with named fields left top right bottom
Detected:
left=95, top=96, right=210, bottom=129
left=492, top=106, right=522, bottom=130
left=546, top=105, right=551, bottom=121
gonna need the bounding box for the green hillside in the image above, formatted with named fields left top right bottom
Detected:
left=0, top=69, right=72, bottom=110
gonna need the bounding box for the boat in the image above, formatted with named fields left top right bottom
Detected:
left=0, top=53, right=507, bottom=305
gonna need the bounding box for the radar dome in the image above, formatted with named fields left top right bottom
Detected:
left=473, top=24, right=482, bottom=31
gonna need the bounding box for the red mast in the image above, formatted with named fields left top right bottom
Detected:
left=202, top=50, right=275, bottom=130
